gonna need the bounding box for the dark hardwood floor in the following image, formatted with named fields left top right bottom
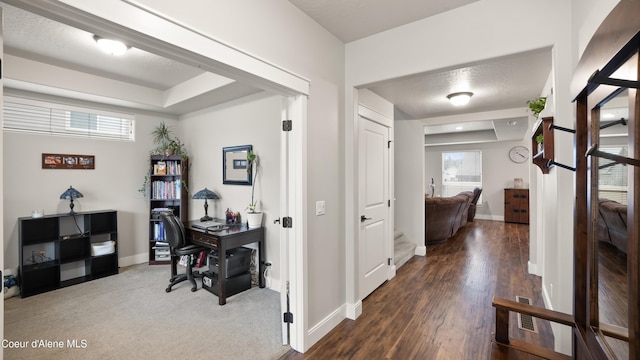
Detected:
left=279, top=220, right=555, bottom=359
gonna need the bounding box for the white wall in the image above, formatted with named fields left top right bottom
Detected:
left=179, top=93, right=282, bottom=285
left=394, top=120, right=425, bottom=254
left=3, top=97, right=176, bottom=269
left=424, top=140, right=530, bottom=220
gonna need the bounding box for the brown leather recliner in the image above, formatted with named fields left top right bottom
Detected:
left=467, top=188, right=482, bottom=222
left=425, top=191, right=474, bottom=245
left=598, top=199, right=627, bottom=254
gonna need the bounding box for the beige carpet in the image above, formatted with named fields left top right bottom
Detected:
left=4, top=264, right=290, bottom=360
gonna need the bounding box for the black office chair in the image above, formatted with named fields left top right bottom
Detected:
left=159, top=213, right=206, bottom=292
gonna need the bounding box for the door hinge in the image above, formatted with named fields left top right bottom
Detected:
left=282, top=216, right=293, bottom=228
left=388, top=140, right=392, bottom=148
left=282, top=120, right=292, bottom=131
left=283, top=311, right=294, bottom=324
left=388, top=199, right=391, bottom=207
left=388, top=258, right=392, bottom=266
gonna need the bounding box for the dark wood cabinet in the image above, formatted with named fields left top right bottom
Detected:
left=504, top=188, right=529, bottom=224
left=147, top=155, right=188, bottom=264
left=19, top=210, right=118, bottom=297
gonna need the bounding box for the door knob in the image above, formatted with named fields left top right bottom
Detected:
left=360, top=215, right=371, bottom=222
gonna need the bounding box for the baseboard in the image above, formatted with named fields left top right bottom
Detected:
left=388, top=264, right=397, bottom=279
left=119, top=253, right=149, bottom=267
left=307, top=304, right=346, bottom=348
left=346, top=299, right=362, bottom=320
left=415, top=245, right=426, bottom=256
left=267, top=278, right=281, bottom=292
left=474, top=214, right=504, bottom=221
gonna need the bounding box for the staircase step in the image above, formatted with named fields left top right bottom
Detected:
left=394, top=231, right=416, bottom=269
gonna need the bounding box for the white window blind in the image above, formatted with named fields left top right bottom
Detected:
left=599, top=146, right=628, bottom=205
left=442, top=150, right=482, bottom=200
left=3, top=97, right=135, bottom=141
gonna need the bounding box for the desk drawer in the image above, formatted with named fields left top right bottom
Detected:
left=191, top=231, right=218, bottom=249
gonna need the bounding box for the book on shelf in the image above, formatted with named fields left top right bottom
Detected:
left=156, top=161, right=167, bottom=175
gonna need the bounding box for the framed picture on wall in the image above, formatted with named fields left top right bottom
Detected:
left=42, top=153, right=95, bottom=169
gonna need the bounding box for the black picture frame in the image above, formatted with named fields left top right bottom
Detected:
left=223, top=145, right=252, bottom=185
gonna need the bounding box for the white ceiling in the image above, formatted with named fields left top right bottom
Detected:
left=1, top=0, right=552, bottom=143
left=288, top=0, right=479, bottom=43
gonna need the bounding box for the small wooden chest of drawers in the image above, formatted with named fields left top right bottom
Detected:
left=504, top=188, right=529, bottom=224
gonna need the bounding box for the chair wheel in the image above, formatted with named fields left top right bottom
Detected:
left=191, top=286, right=197, bottom=292
left=166, top=287, right=171, bottom=293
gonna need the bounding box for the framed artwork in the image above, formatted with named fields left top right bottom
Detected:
left=42, top=153, right=95, bottom=169
left=223, top=145, right=252, bottom=185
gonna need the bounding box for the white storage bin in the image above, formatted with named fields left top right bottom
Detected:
left=91, top=241, right=115, bottom=256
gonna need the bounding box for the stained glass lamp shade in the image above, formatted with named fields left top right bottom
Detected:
left=192, top=187, right=219, bottom=221
left=60, top=186, right=84, bottom=214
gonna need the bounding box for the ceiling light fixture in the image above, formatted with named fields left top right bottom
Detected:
left=93, top=35, right=129, bottom=56
left=447, top=92, right=473, bottom=106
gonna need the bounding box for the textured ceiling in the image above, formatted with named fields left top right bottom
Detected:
left=367, top=48, right=553, bottom=120
left=2, top=4, right=203, bottom=90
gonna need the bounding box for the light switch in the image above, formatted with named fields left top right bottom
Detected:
left=316, top=201, right=326, bottom=216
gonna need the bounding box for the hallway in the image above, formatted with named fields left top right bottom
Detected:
left=280, top=220, right=554, bottom=359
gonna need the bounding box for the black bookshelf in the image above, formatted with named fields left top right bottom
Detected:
left=147, top=155, right=188, bottom=264
left=18, top=210, right=118, bottom=297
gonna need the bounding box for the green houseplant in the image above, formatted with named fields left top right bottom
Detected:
left=535, top=134, right=544, bottom=153
left=527, top=97, right=547, bottom=119
left=139, top=122, right=188, bottom=194
left=245, top=150, right=262, bottom=228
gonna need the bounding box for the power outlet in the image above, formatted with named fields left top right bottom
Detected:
left=315, top=201, right=326, bottom=216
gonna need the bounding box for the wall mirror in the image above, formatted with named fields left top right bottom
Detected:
left=593, top=88, right=629, bottom=359
left=223, top=145, right=253, bottom=185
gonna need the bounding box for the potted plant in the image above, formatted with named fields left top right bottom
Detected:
left=535, top=134, right=544, bottom=153
left=151, top=121, right=187, bottom=157
left=139, top=122, right=188, bottom=194
left=527, top=96, right=547, bottom=119
left=245, top=150, right=262, bottom=228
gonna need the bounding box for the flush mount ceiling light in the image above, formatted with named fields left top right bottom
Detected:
left=447, top=92, right=473, bottom=106
left=93, top=35, right=129, bottom=56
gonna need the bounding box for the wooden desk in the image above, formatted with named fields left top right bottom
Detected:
left=186, top=220, right=265, bottom=305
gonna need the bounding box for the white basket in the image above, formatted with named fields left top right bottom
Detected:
left=91, top=241, right=115, bottom=256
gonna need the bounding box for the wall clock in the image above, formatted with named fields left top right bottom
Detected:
left=509, top=146, right=529, bottom=163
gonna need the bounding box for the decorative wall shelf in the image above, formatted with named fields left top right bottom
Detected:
left=531, top=117, right=555, bottom=174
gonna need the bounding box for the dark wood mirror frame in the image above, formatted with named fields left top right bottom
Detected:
left=222, top=145, right=253, bottom=185
left=571, top=1, right=640, bottom=358
left=491, top=2, right=640, bottom=359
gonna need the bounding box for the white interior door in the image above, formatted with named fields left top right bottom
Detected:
left=359, top=116, right=390, bottom=299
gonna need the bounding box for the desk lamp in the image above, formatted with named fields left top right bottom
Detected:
left=60, top=186, right=84, bottom=214
left=192, top=187, right=219, bottom=222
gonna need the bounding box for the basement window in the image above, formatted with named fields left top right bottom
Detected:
left=598, top=145, right=628, bottom=204
left=3, top=97, right=135, bottom=141
left=441, top=150, right=482, bottom=201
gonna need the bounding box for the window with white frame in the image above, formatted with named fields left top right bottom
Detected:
left=442, top=150, right=482, bottom=200
left=599, top=145, right=628, bottom=204
left=3, top=97, right=135, bottom=141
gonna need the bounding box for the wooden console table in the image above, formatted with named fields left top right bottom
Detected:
left=186, top=220, right=265, bottom=305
